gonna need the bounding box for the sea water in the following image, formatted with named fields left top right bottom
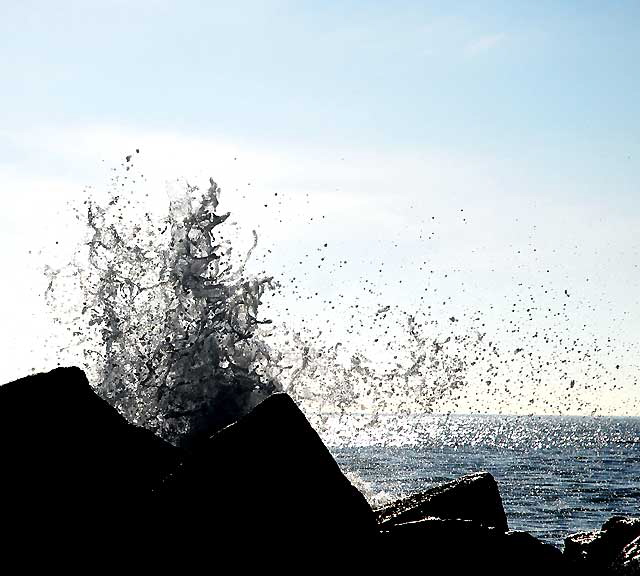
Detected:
left=328, top=414, right=640, bottom=547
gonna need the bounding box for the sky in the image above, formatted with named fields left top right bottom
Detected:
left=1, top=1, right=639, bottom=415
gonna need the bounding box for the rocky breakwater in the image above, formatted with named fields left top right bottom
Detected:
left=565, top=516, right=640, bottom=575
left=0, top=366, right=637, bottom=574
left=375, top=472, right=563, bottom=573
left=0, top=366, right=181, bottom=557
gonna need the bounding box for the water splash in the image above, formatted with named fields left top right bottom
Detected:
left=44, top=155, right=637, bottom=448
left=47, top=172, right=281, bottom=446
left=45, top=158, right=495, bottom=446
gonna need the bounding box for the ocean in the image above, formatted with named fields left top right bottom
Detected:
left=327, top=414, right=640, bottom=547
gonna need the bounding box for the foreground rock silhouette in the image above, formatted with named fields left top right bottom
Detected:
left=0, top=366, right=636, bottom=573
left=615, top=535, right=640, bottom=575
left=376, top=471, right=509, bottom=531
left=0, top=366, right=180, bottom=544
left=375, top=476, right=563, bottom=574
left=0, top=367, right=376, bottom=565
left=565, top=516, right=640, bottom=575
left=153, top=391, right=378, bottom=557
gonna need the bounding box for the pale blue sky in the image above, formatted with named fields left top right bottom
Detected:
left=2, top=1, right=639, bottom=151
left=1, top=1, right=639, bottom=414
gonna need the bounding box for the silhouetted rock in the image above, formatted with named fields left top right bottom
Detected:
left=162, top=364, right=280, bottom=451
left=565, top=516, right=640, bottom=575
left=0, top=367, right=181, bottom=545
left=3, top=367, right=633, bottom=574
left=501, top=531, right=564, bottom=574
left=379, top=517, right=500, bottom=571
left=378, top=518, right=563, bottom=574
left=154, top=392, right=377, bottom=558
left=612, top=535, right=640, bottom=575
left=374, top=473, right=568, bottom=574
left=376, top=471, right=509, bottom=532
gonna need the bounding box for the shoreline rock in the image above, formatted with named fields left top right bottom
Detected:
left=376, top=471, right=508, bottom=532
left=565, top=517, right=640, bottom=575
left=0, top=367, right=181, bottom=534
left=0, top=366, right=636, bottom=573
left=153, top=391, right=378, bottom=553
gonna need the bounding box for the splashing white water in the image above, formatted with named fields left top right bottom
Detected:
left=46, top=170, right=282, bottom=446
left=44, top=160, right=488, bottom=445
left=44, top=154, right=638, bottom=447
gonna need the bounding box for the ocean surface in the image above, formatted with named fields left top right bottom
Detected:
left=326, top=414, right=640, bottom=547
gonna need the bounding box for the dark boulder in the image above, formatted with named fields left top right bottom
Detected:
left=376, top=471, right=509, bottom=532
left=612, top=535, right=640, bottom=575
left=375, top=473, right=567, bottom=574
left=378, top=518, right=563, bottom=575
left=565, top=516, right=640, bottom=576
left=500, top=531, right=565, bottom=574
left=379, top=517, right=501, bottom=571
left=153, top=392, right=377, bottom=558
left=0, top=367, right=181, bottom=543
